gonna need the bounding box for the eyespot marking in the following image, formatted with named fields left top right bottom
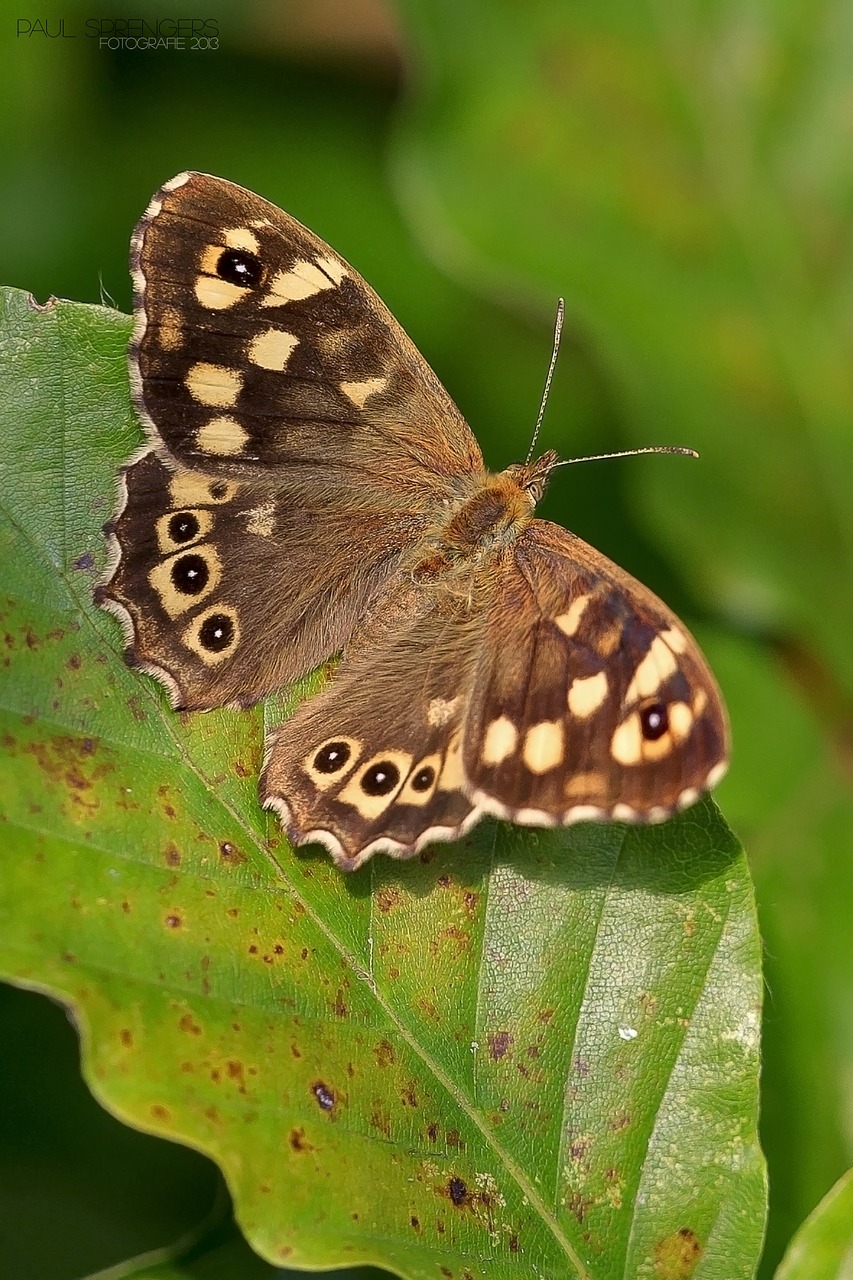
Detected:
left=399, top=755, right=441, bottom=806
left=156, top=508, right=212, bottom=554
left=304, top=738, right=361, bottom=789
left=338, top=751, right=412, bottom=820
left=183, top=606, right=239, bottom=664
left=148, top=545, right=221, bottom=617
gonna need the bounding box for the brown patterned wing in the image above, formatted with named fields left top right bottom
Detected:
left=131, top=172, right=483, bottom=497
left=96, top=451, right=417, bottom=710
left=461, top=520, right=730, bottom=825
left=260, top=590, right=487, bottom=871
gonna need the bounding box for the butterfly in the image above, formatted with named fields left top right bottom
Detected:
left=95, top=172, right=729, bottom=872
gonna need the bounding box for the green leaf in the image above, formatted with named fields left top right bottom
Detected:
left=392, top=0, right=853, bottom=699
left=774, top=1168, right=853, bottom=1280
left=0, top=285, right=765, bottom=1278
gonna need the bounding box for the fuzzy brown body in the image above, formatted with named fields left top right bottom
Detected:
left=97, top=171, right=729, bottom=871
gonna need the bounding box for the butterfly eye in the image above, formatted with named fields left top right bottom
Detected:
left=313, top=741, right=352, bottom=774
left=168, top=512, right=200, bottom=543
left=216, top=247, right=262, bottom=288
left=171, top=553, right=210, bottom=596
left=361, top=761, right=400, bottom=796
left=639, top=701, right=669, bottom=741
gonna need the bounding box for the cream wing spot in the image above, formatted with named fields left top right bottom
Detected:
left=427, top=696, right=461, bottom=727
left=661, top=625, right=689, bottom=655
left=522, top=721, right=565, bottom=774
left=668, top=701, right=694, bottom=742
left=194, top=275, right=245, bottom=310
left=248, top=328, right=299, bottom=371
left=482, top=716, right=518, bottom=766
left=706, top=761, right=728, bottom=789
left=340, top=377, right=387, bottom=408
left=169, top=472, right=239, bottom=507
left=262, top=259, right=336, bottom=305
left=224, top=226, right=260, bottom=253
left=554, top=594, right=590, bottom=637
left=438, top=731, right=465, bottom=792
left=568, top=671, right=609, bottom=718
left=195, top=416, right=250, bottom=456
left=156, top=306, right=184, bottom=351
left=187, top=362, right=242, bottom=408
left=624, top=635, right=679, bottom=705
left=315, top=254, right=347, bottom=284
left=564, top=771, right=606, bottom=800
left=245, top=502, right=276, bottom=537
left=611, top=714, right=644, bottom=766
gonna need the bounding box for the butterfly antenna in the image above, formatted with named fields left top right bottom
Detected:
left=526, top=298, right=565, bottom=463
left=552, top=444, right=699, bottom=468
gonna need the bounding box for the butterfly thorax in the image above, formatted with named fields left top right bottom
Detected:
left=415, top=450, right=558, bottom=575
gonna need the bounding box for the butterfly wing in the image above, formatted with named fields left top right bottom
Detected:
left=259, top=589, right=487, bottom=871
left=461, top=520, right=729, bottom=824
left=131, top=172, right=483, bottom=494
left=96, top=451, right=418, bottom=709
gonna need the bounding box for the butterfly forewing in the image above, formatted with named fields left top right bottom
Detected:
left=131, top=172, right=482, bottom=493
left=462, top=522, right=729, bottom=824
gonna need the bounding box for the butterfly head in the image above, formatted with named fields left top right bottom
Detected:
left=505, top=449, right=560, bottom=505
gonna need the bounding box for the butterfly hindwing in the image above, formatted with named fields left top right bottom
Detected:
left=97, top=450, right=414, bottom=710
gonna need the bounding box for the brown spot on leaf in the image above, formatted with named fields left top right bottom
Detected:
left=163, top=843, right=181, bottom=866
left=488, top=1031, right=513, bottom=1059
left=289, top=1127, right=314, bottom=1153
left=374, top=1039, right=395, bottom=1068
left=410, top=1215, right=421, bottom=1232
left=369, top=1106, right=391, bottom=1138
left=178, top=1012, right=201, bottom=1036
left=119, top=1028, right=132, bottom=1048
left=654, top=1227, right=702, bottom=1278
left=448, top=1176, right=468, bottom=1207
left=164, top=913, right=182, bottom=928
left=219, top=841, right=246, bottom=864
left=509, top=1235, right=519, bottom=1252
left=375, top=885, right=402, bottom=913
left=567, top=1191, right=592, bottom=1223
left=150, top=1104, right=171, bottom=1122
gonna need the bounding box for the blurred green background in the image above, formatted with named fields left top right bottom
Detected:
left=1, top=1, right=851, bottom=1277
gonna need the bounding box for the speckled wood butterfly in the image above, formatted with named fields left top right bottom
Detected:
left=96, top=172, right=729, bottom=871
